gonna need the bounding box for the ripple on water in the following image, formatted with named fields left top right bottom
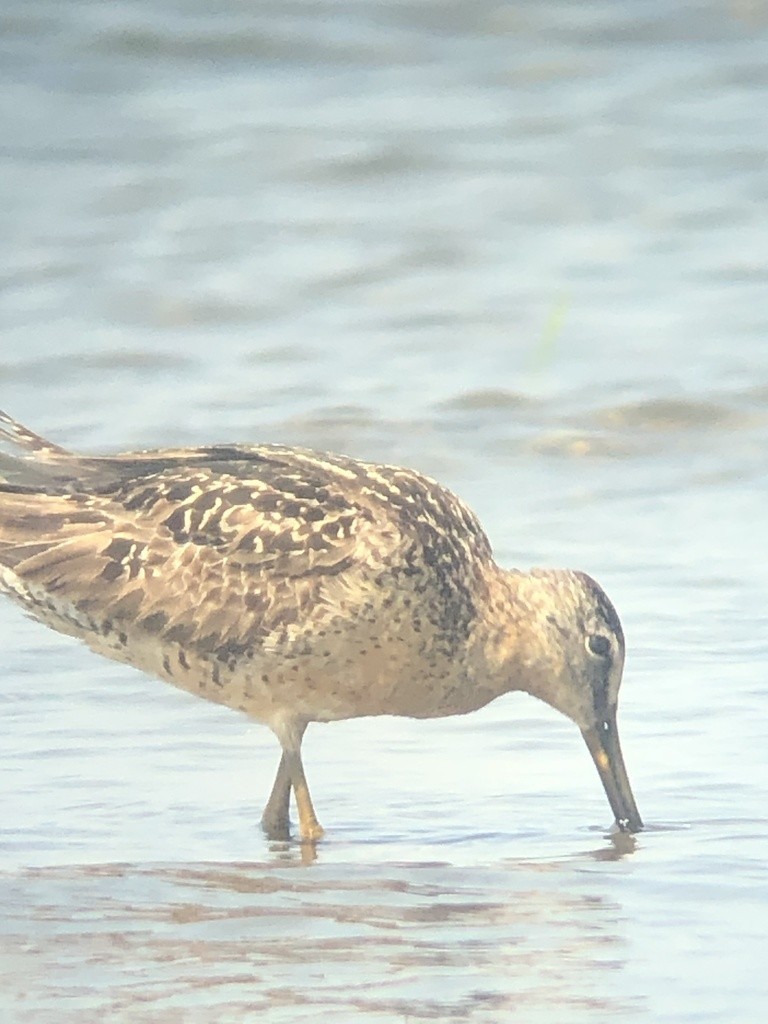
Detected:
left=595, top=397, right=762, bottom=432
left=0, top=856, right=644, bottom=1023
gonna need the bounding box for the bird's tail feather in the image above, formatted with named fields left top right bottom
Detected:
left=0, top=409, right=71, bottom=457
left=0, top=410, right=81, bottom=489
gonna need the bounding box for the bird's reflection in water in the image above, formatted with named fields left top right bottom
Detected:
left=589, top=828, right=639, bottom=861
left=1, top=845, right=641, bottom=1020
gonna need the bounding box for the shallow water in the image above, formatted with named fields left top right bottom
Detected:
left=1, top=1, right=768, bottom=1021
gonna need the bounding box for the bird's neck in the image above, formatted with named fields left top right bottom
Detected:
left=468, top=562, right=539, bottom=704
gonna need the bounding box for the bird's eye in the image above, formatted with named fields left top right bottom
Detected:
left=586, top=634, right=611, bottom=659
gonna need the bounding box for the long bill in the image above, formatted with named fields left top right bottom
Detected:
left=582, top=709, right=643, bottom=833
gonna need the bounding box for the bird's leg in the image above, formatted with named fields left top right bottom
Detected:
left=261, top=752, right=292, bottom=840
left=264, top=718, right=324, bottom=843
left=283, top=746, right=325, bottom=843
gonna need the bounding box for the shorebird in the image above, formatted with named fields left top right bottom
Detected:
left=0, top=409, right=642, bottom=842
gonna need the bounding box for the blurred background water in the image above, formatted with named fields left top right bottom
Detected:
left=1, top=1, right=768, bottom=1021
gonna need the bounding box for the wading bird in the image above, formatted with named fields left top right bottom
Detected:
left=0, top=410, right=641, bottom=842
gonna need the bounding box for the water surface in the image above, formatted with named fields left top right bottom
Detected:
left=1, top=1, right=768, bottom=1021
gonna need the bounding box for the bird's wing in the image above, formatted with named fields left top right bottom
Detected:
left=0, top=445, right=383, bottom=653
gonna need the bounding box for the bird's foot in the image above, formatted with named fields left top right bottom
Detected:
left=299, top=820, right=325, bottom=844
left=260, top=809, right=291, bottom=842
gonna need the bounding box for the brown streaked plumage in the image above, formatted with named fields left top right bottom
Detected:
left=0, top=409, right=642, bottom=842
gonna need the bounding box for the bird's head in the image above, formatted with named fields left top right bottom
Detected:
left=501, top=568, right=642, bottom=833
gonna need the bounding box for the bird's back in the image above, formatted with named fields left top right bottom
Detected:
left=0, top=411, right=497, bottom=724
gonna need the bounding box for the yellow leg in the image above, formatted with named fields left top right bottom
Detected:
left=285, top=749, right=325, bottom=843
left=263, top=719, right=324, bottom=843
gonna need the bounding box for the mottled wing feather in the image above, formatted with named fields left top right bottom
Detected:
left=0, top=427, right=493, bottom=662
left=100, top=458, right=373, bottom=575
left=0, top=449, right=383, bottom=654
